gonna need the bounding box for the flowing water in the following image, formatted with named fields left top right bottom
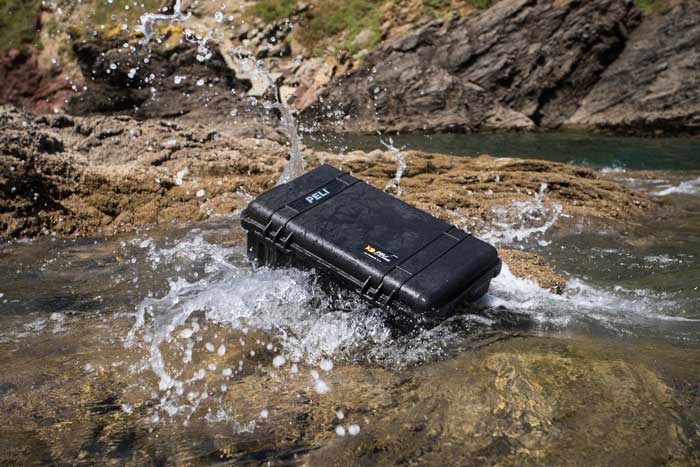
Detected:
left=1, top=169, right=700, bottom=464
left=2, top=3, right=700, bottom=465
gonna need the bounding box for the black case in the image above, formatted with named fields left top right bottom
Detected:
left=241, top=164, right=501, bottom=316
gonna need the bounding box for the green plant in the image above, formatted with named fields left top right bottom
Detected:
left=423, top=0, right=449, bottom=8
left=423, top=0, right=496, bottom=13
left=247, top=0, right=297, bottom=23
left=0, top=0, right=41, bottom=52
left=468, top=0, right=496, bottom=9
left=299, top=0, right=383, bottom=54
left=634, top=0, right=700, bottom=14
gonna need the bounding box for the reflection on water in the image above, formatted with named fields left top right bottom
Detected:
left=306, top=131, right=700, bottom=171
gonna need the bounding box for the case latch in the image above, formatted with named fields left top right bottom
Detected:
left=263, top=206, right=297, bottom=252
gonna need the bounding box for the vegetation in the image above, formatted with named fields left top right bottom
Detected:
left=0, top=0, right=41, bottom=52
left=299, top=0, right=383, bottom=54
left=422, top=0, right=497, bottom=11
left=248, top=0, right=297, bottom=23
left=634, top=0, right=700, bottom=14
left=248, top=0, right=383, bottom=55
left=90, top=0, right=162, bottom=27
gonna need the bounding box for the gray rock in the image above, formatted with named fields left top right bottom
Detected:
left=304, top=0, right=641, bottom=133
left=565, top=3, right=700, bottom=136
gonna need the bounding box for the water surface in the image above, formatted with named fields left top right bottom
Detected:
left=2, top=163, right=700, bottom=464
left=306, top=131, right=700, bottom=171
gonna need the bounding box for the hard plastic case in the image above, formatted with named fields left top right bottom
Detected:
left=240, top=164, right=501, bottom=316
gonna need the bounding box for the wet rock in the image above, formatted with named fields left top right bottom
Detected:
left=305, top=0, right=642, bottom=133
left=0, top=106, right=655, bottom=290
left=497, top=249, right=565, bottom=293
left=565, top=3, right=700, bottom=136
left=2, top=319, right=698, bottom=466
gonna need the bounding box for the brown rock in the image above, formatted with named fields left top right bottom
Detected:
left=1, top=106, right=657, bottom=291
left=0, top=48, right=74, bottom=114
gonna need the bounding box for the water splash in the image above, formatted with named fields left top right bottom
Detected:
left=481, top=263, right=696, bottom=334
left=655, top=177, right=700, bottom=196
left=126, top=234, right=391, bottom=419
left=381, top=138, right=407, bottom=197
left=480, top=184, right=562, bottom=247
left=134, top=0, right=190, bottom=45
left=230, top=48, right=305, bottom=185
left=134, top=1, right=305, bottom=186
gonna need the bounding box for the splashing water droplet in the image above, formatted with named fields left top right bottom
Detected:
left=272, top=355, right=286, bottom=368
left=381, top=138, right=407, bottom=197
left=134, top=0, right=191, bottom=45
left=229, top=48, right=306, bottom=185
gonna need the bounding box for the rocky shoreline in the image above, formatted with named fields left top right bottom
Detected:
left=0, top=105, right=654, bottom=291
left=2, top=0, right=699, bottom=137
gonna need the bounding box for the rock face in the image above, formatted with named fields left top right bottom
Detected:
left=565, top=3, right=700, bottom=135
left=305, top=0, right=700, bottom=136
left=66, top=37, right=270, bottom=123
left=306, top=0, right=642, bottom=133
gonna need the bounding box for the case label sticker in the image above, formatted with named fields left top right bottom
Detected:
left=363, top=244, right=399, bottom=264
left=288, top=178, right=347, bottom=213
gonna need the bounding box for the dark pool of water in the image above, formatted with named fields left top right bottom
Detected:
left=305, top=131, right=700, bottom=171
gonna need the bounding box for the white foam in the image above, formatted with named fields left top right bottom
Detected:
left=481, top=263, right=695, bottom=331
left=655, top=177, right=700, bottom=196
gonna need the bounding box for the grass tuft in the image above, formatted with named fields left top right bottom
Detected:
left=422, top=0, right=497, bottom=11
left=634, top=0, right=700, bottom=14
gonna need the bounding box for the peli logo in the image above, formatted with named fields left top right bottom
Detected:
left=305, top=188, right=331, bottom=204
left=363, top=244, right=398, bottom=263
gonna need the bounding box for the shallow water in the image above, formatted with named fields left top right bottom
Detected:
left=306, top=131, right=700, bottom=171
left=1, top=169, right=700, bottom=464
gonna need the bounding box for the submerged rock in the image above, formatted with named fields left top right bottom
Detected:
left=1, top=317, right=698, bottom=465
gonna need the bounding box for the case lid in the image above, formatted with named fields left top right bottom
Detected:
left=241, top=165, right=500, bottom=312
